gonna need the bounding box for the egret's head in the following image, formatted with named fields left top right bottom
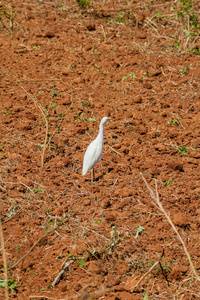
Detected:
left=100, top=117, right=109, bottom=125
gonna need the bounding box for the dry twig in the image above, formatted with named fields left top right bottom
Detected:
left=141, top=173, right=200, bottom=282
left=8, top=227, right=57, bottom=270
left=51, top=259, right=75, bottom=286
left=0, top=216, right=9, bottom=300
left=130, top=261, right=159, bottom=291
left=107, top=144, right=122, bottom=156
left=20, top=85, right=48, bottom=167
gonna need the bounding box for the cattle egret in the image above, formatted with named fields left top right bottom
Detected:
left=82, top=117, right=109, bottom=181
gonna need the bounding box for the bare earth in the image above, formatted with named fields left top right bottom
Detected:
left=0, top=0, right=200, bottom=299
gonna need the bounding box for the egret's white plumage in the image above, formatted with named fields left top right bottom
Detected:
left=82, top=117, right=109, bottom=180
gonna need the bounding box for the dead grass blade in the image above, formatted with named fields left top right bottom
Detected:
left=20, top=85, right=48, bottom=167
left=8, top=227, right=57, bottom=271
left=0, top=216, right=9, bottom=300
left=130, top=261, right=159, bottom=291
left=141, top=173, right=200, bottom=282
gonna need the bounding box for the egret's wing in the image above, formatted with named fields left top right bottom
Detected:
left=82, top=140, right=103, bottom=175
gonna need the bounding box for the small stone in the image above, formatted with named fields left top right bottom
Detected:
left=101, top=199, right=111, bottom=209
left=168, top=162, right=184, bottom=172
left=132, top=95, right=142, bottom=103
left=172, top=212, right=189, bottom=227
left=105, top=213, right=116, bottom=221
left=44, top=31, right=55, bottom=38
left=143, top=82, right=152, bottom=89
left=26, top=113, right=36, bottom=121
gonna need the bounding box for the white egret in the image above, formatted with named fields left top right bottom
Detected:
left=82, top=117, right=109, bottom=181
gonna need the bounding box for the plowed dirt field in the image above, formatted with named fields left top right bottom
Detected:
left=0, top=0, right=200, bottom=299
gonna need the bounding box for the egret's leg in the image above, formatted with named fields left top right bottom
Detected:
left=91, top=168, right=95, bottom=182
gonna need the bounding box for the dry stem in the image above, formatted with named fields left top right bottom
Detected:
left=20, top=85, right=48, bottom=167
left=141, top=173, right=200, bottom=282
left=130, top=261, right=159, bottom=291
left=0, top=216, right=9, bottom=300
left=8, top=227, right=57, bottom=271
left=51, top=259, right=75, bottom=286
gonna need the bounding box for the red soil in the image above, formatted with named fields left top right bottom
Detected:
left=0, top=0, right=200, bottom=299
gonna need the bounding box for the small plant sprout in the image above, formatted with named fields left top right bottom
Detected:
left=0, top=279, right=18, bottom=292
left=77, top=258, right=86, bottom=266
left=179, top=66, right=190, bottom=76
left=93, top=220, right=100, bottom=224
left=116, top=11, right=125, bottom=23
left=33, top=45, right=40, bottom=50
left=109, top=226, right=121, bottom=250
left=81, top=101, right=90, bottom=107
left=50, top=89, right=57, bottom=97
left=129, top=72, right=136, bottom=79
left=122, top=72, right=136, bottom=81
left=143, top=293, right=149, bottom=300
left=178, top=145, right=188, bottom=155
left=157, top=12, right=162, bottom=19
left=135, top=225, right=145, bottom=239
left=0, top=7, right=15, bottom=32
left=87, top=117, right=96, bottom=122
left=110, top=226, right=116, bottom=238
left=76, top=0, right=91, bottom=9
left=167, top=117, right=181, bottom=126
left=163, top=179, right=173, bottom=187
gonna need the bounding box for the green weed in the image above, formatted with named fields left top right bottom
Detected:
left=33, top=45, right=40, bottom=50
left=178, top=145, right=188, bottom=155
left=50, top=89, right=57, bottom=97
left=0, top=7, right=15, bottom=33
left=76, top=0, right=91, bottom=9
left=163, top=179, right=173, bottom=187
left=81, top=101, right=90, bottom=107
left=135, top=225, right=145, bottom=239
left=168, top=117, right=181, bottom=126
left=157, top=12, right=162, bottom=19
left=179, top=66, right=190, bottom=76
left=0, top=279, right=18, bottom=292
left=77, top=258, right=86, bottom=266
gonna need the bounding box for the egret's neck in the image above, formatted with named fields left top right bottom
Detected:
left=97, top=123, right=104, bottom=142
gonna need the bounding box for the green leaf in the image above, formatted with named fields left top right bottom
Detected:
left=77, top=258, right=86, bottom=266
left=87, top=118, right=96, bottom=121
left=163, top=179, right=173, bottom=187
left=178, top=145, right=188, bottom=155
left=0, top=279, right=6, bottom=288
left=110, top=230, right=115, bottom=237
left=50, top=89, right=57, bottom=97
left=157, top=12, right=162, bottom=19
left=130, top=72, right=136, bottom=79
left=0, top=279, right=18, bottom=291
left=143, top=293, right=149, bottom=300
